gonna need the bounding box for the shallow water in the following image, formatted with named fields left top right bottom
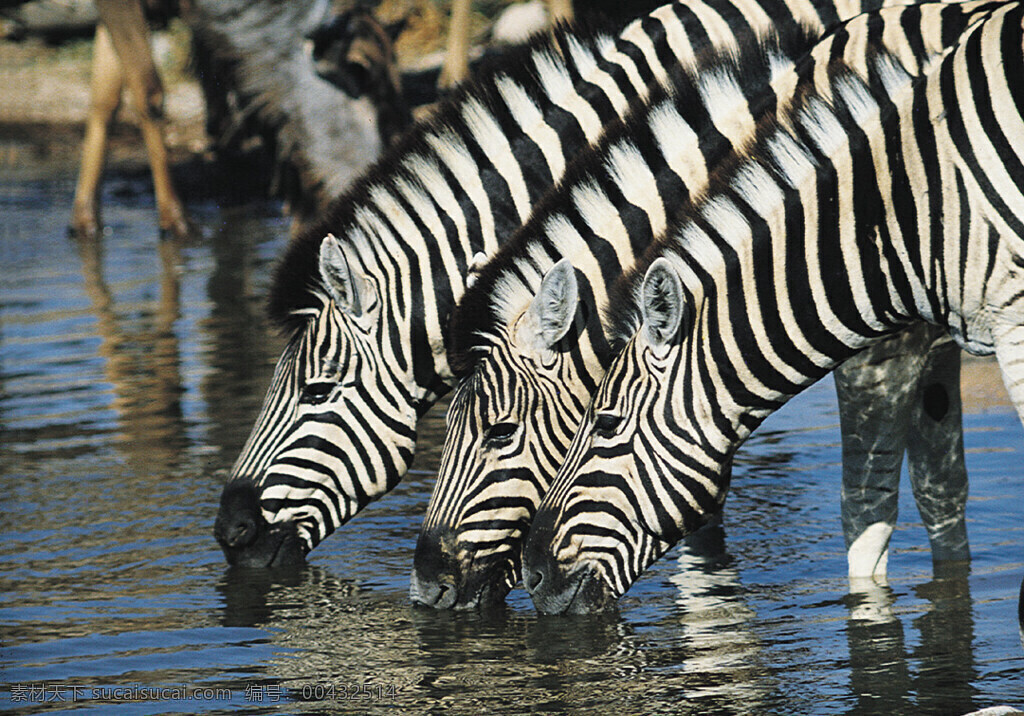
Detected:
left=1, top=174, right=1022, bottom=715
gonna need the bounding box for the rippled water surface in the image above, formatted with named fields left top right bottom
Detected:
left=2, top=175, right=1022, bottom=714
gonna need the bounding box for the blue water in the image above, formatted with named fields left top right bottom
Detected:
left=1, top=175, right=1021, bottom=714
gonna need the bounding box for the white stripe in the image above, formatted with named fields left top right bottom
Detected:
left=461, top=98, right=532, bottom=222
left=403, top=155, right=472, bottom=259
left=534, top=50, right=605, bottom=143
left=569, top=179, right=634, bottom=271
left=565, top=35, right=631, bottom=116
left=496, top=76, right=565, bottom=181
left=604, top=141, right=668, bottom=236
left=425, top=131, right=498, bottom=252
left=647, top=101, right=706, bottom=197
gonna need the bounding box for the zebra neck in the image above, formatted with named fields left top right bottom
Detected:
left=684, top=5, right=1024, bottom=449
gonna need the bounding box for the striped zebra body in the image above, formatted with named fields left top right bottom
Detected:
left=521, top=0, right=1024, bottom=614
left=413, top=1, right=996, bottom=607
left=218, top=0, right=889, bottom=566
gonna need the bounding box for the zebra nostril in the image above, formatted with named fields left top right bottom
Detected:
left=229, top=519, right=255, bottom=547
left=526, top=569, right=544, bottom=592
left=434, top=582, right=458, bottom=609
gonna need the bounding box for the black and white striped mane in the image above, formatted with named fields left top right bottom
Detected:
left=603, top=37, right=914, bottom=347
left=448, top=26, right=818, bottom=373
left=265, top=16, right=619, bottom=338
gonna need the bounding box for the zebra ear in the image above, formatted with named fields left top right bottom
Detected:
left=318, top=234, right=362, bottom=315
left=521, top=258, right=578, bottom=351
left=641, top=257, right=684, bottom=350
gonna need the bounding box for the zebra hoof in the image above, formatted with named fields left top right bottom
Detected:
left=214, top=480, right=306, bottom=568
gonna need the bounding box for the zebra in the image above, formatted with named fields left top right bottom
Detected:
left=215, top=0, right=807, bottom=566
left=411, top=0, right=996, bottom=608
left=521, top=0, right=1024, bottom=614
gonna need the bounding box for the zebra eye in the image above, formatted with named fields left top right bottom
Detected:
left=593, top=412, right=622, bottom=438
left=483, top=421, right=518, bottom=447
left=300, top=381, right=336, bottom=405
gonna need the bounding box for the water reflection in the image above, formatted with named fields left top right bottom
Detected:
left=666, top=519, right=772, bottom=710
left=196, top=208, right=289, bottom=466
left=843, top=563, right=977, bottom=715
left=74, top=232, right=187, bottom=472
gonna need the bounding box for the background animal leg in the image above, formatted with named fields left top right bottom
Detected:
left=547, top=0, right=574, bottom=23
left=438, top=0, right=472, bottom=89
left=836, top=329, right=926, bottom=579
left=905, top=330, right=969, bottom=564
left=94, top=0, right=191, bottom=238
left=71, top=23, right=123, bottom=239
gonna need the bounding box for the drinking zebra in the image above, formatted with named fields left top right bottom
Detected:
left=521, top=0, right=1024, bottom=614
left=412, top=1, right=995, bottom=608
left=213, top=1, right=754, bottom=566
left=213, top=0, right=965, bottom=569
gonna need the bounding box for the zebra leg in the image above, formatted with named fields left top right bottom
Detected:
left=835, top=329, right=927, bottom=579
left=905, top=329, right=969, bottom=564
left=993, top=318, right=1024, bottom=425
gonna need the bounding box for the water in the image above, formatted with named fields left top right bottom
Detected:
left=1, top=173, right=1022, bottom=715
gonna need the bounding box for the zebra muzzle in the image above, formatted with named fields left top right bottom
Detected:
left=213, top=479, right=306, bottom=569
left=411, top=527, right=514, bottom=609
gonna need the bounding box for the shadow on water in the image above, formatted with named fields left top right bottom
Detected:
left=0, top=175, right=1021, bottom=714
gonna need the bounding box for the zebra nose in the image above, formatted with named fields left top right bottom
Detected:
left=410, top=527, right=461, bottom=609
left=221, top=517, right=256, bottom=548
left=521, top=509, right=557, bottom=598
left=213, top=479, right=265, bottom=550
left=409, top=570, right=459, bottom=609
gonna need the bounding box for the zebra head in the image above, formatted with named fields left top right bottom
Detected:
left=411, top=260, right=595, bottom=608
left=523, top=257, right=730, bottom=613
left=215, top=234, right=419, bottom=567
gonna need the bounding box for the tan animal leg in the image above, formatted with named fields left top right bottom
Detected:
left=438, top=0, right=472, bottom=90
left=71, top=23, right=123, bottom=239
left=547, top=0, right=573, bottom=23
left=73, top=0, right=191, bottom=239
left=438, top=0, right=573, bottom=90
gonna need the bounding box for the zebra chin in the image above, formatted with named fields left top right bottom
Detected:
left=213, top=479, right=308, bottom=569
left=409, top=528, right=514, bottom=609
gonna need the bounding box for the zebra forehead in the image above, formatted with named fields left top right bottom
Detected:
left=490, top=267, right=538, bottom=332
